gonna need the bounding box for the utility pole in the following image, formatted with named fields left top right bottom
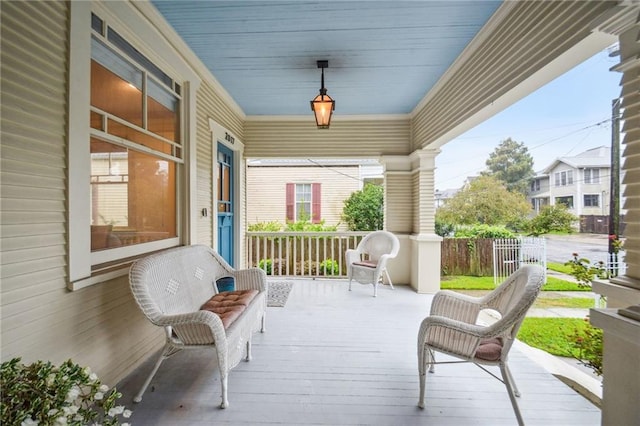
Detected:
left=608, top=98, right=621, bottom=254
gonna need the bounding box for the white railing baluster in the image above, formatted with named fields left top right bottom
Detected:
left=246, top=231, right=369, bottom=278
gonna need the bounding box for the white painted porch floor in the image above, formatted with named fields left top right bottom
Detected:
left=117, top=279, right=600, bottom=426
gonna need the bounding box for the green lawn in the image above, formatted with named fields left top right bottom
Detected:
left=517, top=317, right=589, bottom=358
left=547, top=261, right=573, bottom=274
left=543, top=276, right=590, bottom=291
left=440, top=275, right=587, bottom=291
left=440, top=275, right=495, bottom=290
left=533, top=297, right=594, bottom=309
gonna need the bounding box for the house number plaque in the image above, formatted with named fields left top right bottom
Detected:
left=225, top=132, right=235, bottom=144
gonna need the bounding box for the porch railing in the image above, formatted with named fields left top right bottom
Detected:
left=246, top=231, right=369, bottom=277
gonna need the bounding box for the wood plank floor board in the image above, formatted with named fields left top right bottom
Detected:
left=117, top=279, right=600, bottom=425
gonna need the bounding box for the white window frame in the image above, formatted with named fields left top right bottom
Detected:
left=584, top=194, right=600, bottom=207
left=295, top=183, right=313, bottom=221
left=554, top=170, right=574, bottom=187
left=555, top=196, right=574, bottom=209
left=68, top=2, right=200, bottom=290
left=584, top=168, right=600, bottom=184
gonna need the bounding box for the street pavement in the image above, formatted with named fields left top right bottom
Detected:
left=545, top=232, right=621, bottom=264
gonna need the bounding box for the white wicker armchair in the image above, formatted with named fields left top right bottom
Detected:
left=345, top=231, right=400, bottom=297
left=129, top=245, right=267, bottom=409
left=417, top=265, right=545, bottom=426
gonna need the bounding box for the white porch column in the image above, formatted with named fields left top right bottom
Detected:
left=591, top=7, right=640, bottom=426
left=379, top=155, right=413, bottom=287
left=381, top=150, right=442, bottom=293
left=411, top=149, right=442, bottom=294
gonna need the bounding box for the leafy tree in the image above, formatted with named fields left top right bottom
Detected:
left=342, top=183, right=383, bottom=231
left=484, top=138, right=534, bottom=194
left=436, top=175, right=530, bottom=226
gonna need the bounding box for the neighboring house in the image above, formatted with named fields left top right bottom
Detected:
left=529, top=146, right=612, bottom=217
left=246, top=159, right=382, bottom=229
left=434, top=188, right=459, bottom=208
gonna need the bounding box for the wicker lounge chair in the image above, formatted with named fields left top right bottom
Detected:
left=345, top=230, right=400, bottom=297
left=417, top=264, right=545, bottom=426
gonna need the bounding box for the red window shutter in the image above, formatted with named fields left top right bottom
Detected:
left=312, top=183, right=321, bottom=223
left=286, top=183, right=295, bottom=222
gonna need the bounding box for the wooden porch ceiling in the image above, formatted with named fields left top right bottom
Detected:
left=150, top=1, right=502, bottom=116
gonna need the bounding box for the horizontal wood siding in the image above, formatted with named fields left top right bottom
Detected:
left=412, top=172, right=421, bottom=233
left=244, top=118, right=411, bottom=158
left=411, top=1, right=615, bottom=149
left=246, top=165, right=361, bottom=229
left=0, top=0, right=162, bottom=386
left=619, top=26, right=640, bottom=280
left=385, top=173, right=413, bottom=233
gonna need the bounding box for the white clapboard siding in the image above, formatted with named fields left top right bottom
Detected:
left=385, top=173, right=413, bottom=233
left=195, top=82, right=245, bottom=247
left=0, top=1, right=166, bottom=386
left=244, top=118, right=411, bottom=158
left=246, top=164, right=361, bottom=229
left=619, top=40, right=640, bottom=280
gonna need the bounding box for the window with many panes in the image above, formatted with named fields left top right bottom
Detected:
left=295, top=184, right=312, bottom=221
left=530, top=179, right=540, bottom=192
left=555, top=196, right=574, bottom=208
left=584, top=194, right=599, bottom=207
left=584, top=168, right=600, bottom=184
left=286, top=183, right=321, bottom=223
left=90, top=13, right=181, bottom=252
left=554, top=170, right=574, bottom=187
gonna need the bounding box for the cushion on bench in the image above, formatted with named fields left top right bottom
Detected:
left=201, top=289, right=259, bottom=329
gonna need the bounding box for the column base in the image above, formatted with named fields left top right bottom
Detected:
left=409, top=233, right=443, bottom=294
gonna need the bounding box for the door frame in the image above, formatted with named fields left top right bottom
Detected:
left=209, top=119, right=245, bottom=267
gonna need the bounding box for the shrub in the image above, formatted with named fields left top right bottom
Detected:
left=342, top=183, right=383, bottom=231
left=564, top=253, right=607, bottom=288
left=248, top=221, right=283, bottom=232
left=258, top=258, right=273, bottom=275
left=435, top=219, right=455, bottom=237
left=573, top=319, right=603, bottom=376
left=319, top=259, right=340, bottom=276
left=285, top=218, right=338, bottom=232
left=453, top=224, right=515, bottom=239
left=526, top=204, right=577, bottom=236
left=295, top=260, right=319, bottom=275
left=1, top=358, right=131, bottom=426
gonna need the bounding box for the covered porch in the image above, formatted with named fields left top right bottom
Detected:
left=117, top=279, right=599, bottom=425
left=2, top=1, right=640, bottom=425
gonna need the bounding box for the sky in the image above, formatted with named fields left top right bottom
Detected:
left=435, top=47, right=622, bottom=191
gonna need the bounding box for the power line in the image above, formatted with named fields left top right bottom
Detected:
left=437, top=117, right=613, bottom=185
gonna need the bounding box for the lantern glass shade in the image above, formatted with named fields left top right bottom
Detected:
left=310, top=93, right=335, bottom=129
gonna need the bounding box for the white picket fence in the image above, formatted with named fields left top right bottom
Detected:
left=606, top=252, right=626, bottom=278
left=492, top=237, right=547, bottom=285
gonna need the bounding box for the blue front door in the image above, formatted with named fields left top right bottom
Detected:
left=217, top=143, right=234, bottom=266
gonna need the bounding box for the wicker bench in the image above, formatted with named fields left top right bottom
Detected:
left=129, top=244, right=267, bottom=408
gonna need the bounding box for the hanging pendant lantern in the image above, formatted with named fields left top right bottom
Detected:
left=310, top=60, right=335, bottom=129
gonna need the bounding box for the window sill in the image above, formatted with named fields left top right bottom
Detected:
left=68, top=247, right=173, bottom=291
left=68, top=266, right=130, bottom=291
